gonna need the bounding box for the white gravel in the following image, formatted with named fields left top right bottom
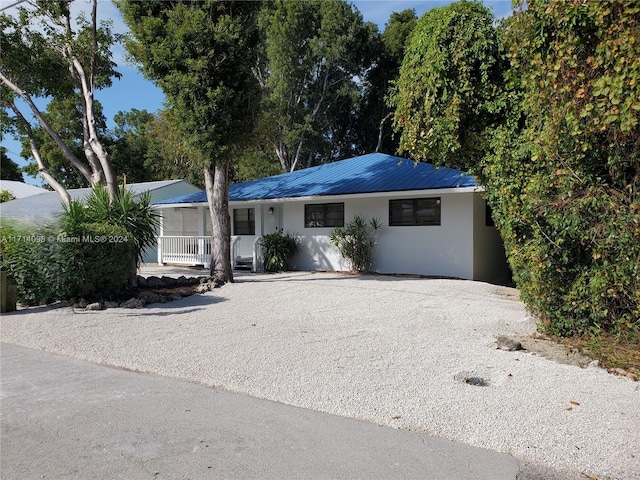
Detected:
left=1, top=270, right=639, bottom=479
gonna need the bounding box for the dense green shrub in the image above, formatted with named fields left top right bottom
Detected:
left=478, top=0, right=640, bottom=337
left=390, top=0, right=638, bottom=339
left=0, top=185, right=159, bottom=305
left=0, top=221, right=68, bottom=305
left=260, top=230, right=300, bottom=272
left=62, top=222, right=135, bottom=298
left=330, top=215, right=383, bottom=273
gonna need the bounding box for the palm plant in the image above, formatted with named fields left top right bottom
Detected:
left=330, top=215, right=383, bottom=273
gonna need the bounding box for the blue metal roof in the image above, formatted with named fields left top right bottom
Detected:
left=155, top=153, right=476, bottom=205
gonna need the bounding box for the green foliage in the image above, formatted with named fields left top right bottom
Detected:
left=330, top=215, right=383, bottom=273
left=0, top=221, right=66, bottom=305
left=0, top=185, right=158, bottom=305
left=1, top=147, right=23, bottom=181
left=72, top=185, right=160, bottom=267
left=389, top=0, right=507, bottom=171
left=477, top=0, right=640, bottom=337
left=119, top=0, right=261, bottom=166
left=260, top=230, right=300, bottom=272
left=257, top=0, right=377, bottom=171
left=357, top=9, right=417, bottom=154
left=19, top=96, right=107, bottom=188
left=118, top=0, right=263, bottom=283
left=61, top=221, right=134, bottom=299
left=1, top=1, right=121, bottom=189
left=0, top=190, right=15, bottom=202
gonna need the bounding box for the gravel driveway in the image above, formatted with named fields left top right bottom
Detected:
left=1, top=270, right=638, bottom=479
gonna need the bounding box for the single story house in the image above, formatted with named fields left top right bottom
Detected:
left=0, top=180, right=201, bottom=264
left=154, top=153, right=511, bottom=284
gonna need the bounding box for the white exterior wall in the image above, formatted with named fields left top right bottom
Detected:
left=280, top=192, right=475, bottom=279
left=472, top=193, right=511, bottom=284
left=159, top=189, right=510, bottom=282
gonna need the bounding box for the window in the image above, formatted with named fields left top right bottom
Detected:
left=233, top=208, right=255, bottom=235
left=389, top=198, right=441, bottom=226
left=304, top=203, right=344, bottom=228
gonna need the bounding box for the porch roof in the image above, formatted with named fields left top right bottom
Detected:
left=155, top=153, right=477, bottom=205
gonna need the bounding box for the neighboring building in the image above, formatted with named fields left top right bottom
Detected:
left=0, top=180, right=201, bottom=264
left=0, top=180, right=47, bottom=199
left=155, top=153, right=511, bottom=284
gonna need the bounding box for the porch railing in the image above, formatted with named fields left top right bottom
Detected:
left=158, top=236, right=240, bottom=269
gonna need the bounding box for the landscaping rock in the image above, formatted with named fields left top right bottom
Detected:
left=104, top=301, right=120, bottom=309
left=170, top=293, right=183, bottom=301
left=121, top=297, right=145, bottom=308
left=496, top=336, right=523, bottom=351
left=74, top=298, right=89, bottom=309
left=136, top=276, right=148, bottom=288
left=177, top=288, right=195, bottom=297
left=85, top=302, right=102, bottom=311
left=137, top=291, right=165, bottom=305
left=145, top=276, right=165, bottom=288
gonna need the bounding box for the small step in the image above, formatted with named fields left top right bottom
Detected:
left=234, top=257, right=253, bottom=270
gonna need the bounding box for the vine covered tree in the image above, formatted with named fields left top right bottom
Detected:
left=389, top=0, right=507, bottom=172
left=118, top=0, right=262, bottom=283
left=479, top=0, right=640, bottom=336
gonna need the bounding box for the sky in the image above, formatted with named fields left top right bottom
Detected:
left=1, top=1, right=515, bottom=186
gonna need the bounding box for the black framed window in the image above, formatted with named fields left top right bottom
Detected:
left=233, top=208, right=255, bottom=235
left=304, top=203, right=344, bottom=228
left=389, top=198, right=441, bottom=226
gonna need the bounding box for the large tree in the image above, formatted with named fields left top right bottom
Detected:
left=0, top=0, right=121, bottom=204
left=118, top=0, right=262, bottom=283
left=356, top=9, right=417, bottom=155
left=389, top=0, right=507, bottom=172
left=257, top=0, right=376, bottom=172
left=19, top=95, right=109, bottom=189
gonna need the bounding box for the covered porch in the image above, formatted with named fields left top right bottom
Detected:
left=154, top=201, right=284, bottom=272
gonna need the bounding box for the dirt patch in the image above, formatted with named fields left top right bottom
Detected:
left=517, top=334, right=595, bottom=368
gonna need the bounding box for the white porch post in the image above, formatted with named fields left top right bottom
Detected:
left=198, top=206, right=211, bottom=269
left=157, top=210, right=165, bottom=266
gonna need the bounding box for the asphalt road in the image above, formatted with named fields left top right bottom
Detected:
left=1, top=343, right=520, bottom=480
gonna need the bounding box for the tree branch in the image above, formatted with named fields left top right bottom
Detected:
left=0, top=73, right=94, bottom=182
left=5, top=100, right=70, bottom=207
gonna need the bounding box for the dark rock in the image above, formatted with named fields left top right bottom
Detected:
left=496, top=336, right=523, bottom=351
left=176, top=275, right=190, bottom=285
left=122, top=297, right=145, bottom=308
left=74, top=298, right=89, bottom=309
left=145, top=276, right=165, bottom=287
left=104, top=301, right=120, bottom=309
left=177, top=288, right=195, bottom=297
left=137, top=291, right=165, bottom=305
left=137, top=276, right=148, bottom=288
left=170, top=293, right=183, bottom=301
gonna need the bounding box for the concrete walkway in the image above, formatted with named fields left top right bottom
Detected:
left=1, top=343, right=520, bottom=480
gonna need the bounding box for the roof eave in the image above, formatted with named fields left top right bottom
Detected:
left=229, top=185, right=483, bottom=205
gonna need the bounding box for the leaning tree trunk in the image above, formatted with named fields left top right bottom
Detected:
left=204, top=161, right=234, bottom=284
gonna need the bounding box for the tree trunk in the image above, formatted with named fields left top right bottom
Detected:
left=204, top=161, right=234, bottom=284
left=6, top=100, right=71, bottom=207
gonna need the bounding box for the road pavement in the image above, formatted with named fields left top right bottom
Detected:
left=1, top=343, right=520, bottom=479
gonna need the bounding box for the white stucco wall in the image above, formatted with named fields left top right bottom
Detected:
left=280, top=192, right=476, bottom=279
left=472, top=193, right=512, bottom=284
left=160, top=189, right=510, bottom=282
